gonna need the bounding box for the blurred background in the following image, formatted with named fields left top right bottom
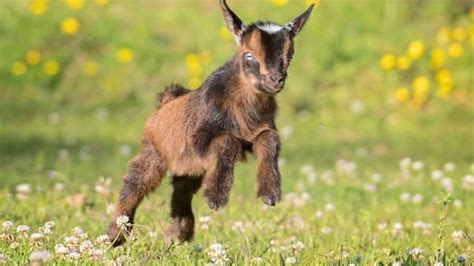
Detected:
left=0, top=0, right=472, bottom=188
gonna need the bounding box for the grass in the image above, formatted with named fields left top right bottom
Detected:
left=0, top=0, right=473, bottom=264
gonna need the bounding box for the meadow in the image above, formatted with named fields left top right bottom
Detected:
left=0, top=0, right=473, bottom=265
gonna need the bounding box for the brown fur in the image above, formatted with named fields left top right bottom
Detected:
left=106, top=0, right=314, bottom=246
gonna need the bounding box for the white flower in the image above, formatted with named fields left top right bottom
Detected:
left=371, top=173, right=381, bottom=182
left=96, top=234, right=109, bottom=244
left=321, top=227, right=332, bottom=234
left=285, top=256, right=297, bottom=264
left=72, top=226, right=84, bottom=236
left=252, top=256, right=263, bottom=264
left=336, top=159, right=357, bottom=175
left=378, top=223, right=387, bottom=230
left=392, top=223, right=403, bottom=237
left=231, top=221, right=245, bottom=233
left=431, top=170, right=444, bottom=181
left=350, top=99, right=365, bottom=113
left=411, top=161, right=424, bottom=171
left=116, top=215, right=129, bottom=228
left=0, top=253, right=7, bottom=263
left=363, top=183, right=377, bottom=193
left=29, top=250, right=51, bottom=263
left=30, top=232, right=44, bottom=240
left=443, top=162, right=456, bottom=172
left=399, top=157, right=412, bottom=170
left=411, top=193, right=423, bottom=204
left=292, top=241, right=305, bottom=250
left=434, top=262, right=443, bottom=266
left=199, top=216, right=211, bottom=230
left=55, top=244, right=68, bottom=254
left=89, top=248, right=104, bottom=261
left=453, top=199, right=462, bottom=208
left=44, top=221, right=55, bottom=229
left=2, top=221, right=13, bottom=231
left=207, top=243, right=228, bottom=265
left=64, top=236, right=80, bottom=245
left=280, top=126, right=293, bottom=139
left=441, top=177, right=453, bottom=192
left=392, top=262, right=402, bottom=266
left=54, top=183, right=65, bottom=192
left=413, top=221, right=431, bottom=234
left=16, top=225, right=30, bottom=234
left=452, top=230, right=464, bottom=243
left=325, top=203, right=335, bottom=211
left=79, top=240, right=93, bottom=253
left=106, top=204, right=115, bottom=215
left=9, top=242, right=19, bottom=249
left=400, top=192, right=411, bottom=202
left=407, top=247, right=423, bottom=256
left=119, top=144, right=132, bottom=156
left=67, top=252, right=80, bottom=260
left=462, top=174, right=474, bottom=190
left=16, top=183, right=31, bottom=194
left=314, top=210, right=324, bottom=219
left=321, top=170, right=334, bottom=185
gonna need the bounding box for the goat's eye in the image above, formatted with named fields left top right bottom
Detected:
left=244, top=52, right=255, bottom=61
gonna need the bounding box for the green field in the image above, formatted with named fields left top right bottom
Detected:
left=0, top=0, right=473, bottom=264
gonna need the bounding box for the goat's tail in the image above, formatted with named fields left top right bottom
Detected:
left=156, top=83, right=191, bottom=108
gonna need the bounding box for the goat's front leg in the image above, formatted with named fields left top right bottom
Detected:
left=202, top=134, right=241, bottom=210
left=253, top=129, right=281, bottom=206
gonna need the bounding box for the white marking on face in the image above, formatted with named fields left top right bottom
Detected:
left=257, top=23, right=283, bottom=34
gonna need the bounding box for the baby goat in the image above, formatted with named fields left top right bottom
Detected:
left=107, top=0, right=314, bottom=246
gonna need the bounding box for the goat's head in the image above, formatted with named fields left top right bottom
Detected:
left=220, top=0, right=314, bottom=95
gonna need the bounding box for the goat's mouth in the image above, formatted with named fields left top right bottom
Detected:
left=260, top=82, right=284, bottom=95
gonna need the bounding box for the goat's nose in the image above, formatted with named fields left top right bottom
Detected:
left=269, top=74, right=285, bottom=87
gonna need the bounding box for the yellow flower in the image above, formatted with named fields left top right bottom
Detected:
left=61, top=17, right=80, bottom=35
left=188, top=77, right=202, bottom=89
left=380, top=53, right=396, bottom=70
left=470, top=24, right=474, bottom=48
left=435, top=69, right=452, bottom=86
left=219, top=26, right=232, bottom=42
left=270, top=0, right=288, bottom=6
left=447, top=43, right=463, bottom=58
left=199, top=50, right=211, bottom=65
left=412, top=94, right=427, bottom=107
left=412, top=76, right=430, bottom=97
left=29, top=0, right=48, bottom=16
left=43, top=60, right=60, bottom=76
left=82, top=61, right=98, bottom=76
left=430, top=48, right=445, bottom=69
left=394, top=87, right=409, bottom=103
left=305, top=0, right=321, bottom=7
left=10, top=61, right=27, bottom=76
left=407, top=40, right=424, bottom=60
left=185, top=53, right=200, bottom=67
left=451, top=27, right=466, bottom=42
left=436, top=27, right=450, bottom=44
left=116, top=48, right=134, bottom=63
left=25, top=50, right=41, bottom=65
left=64, top=0, right=84, bottom=10
left=397, top=56, right=411, bottom=70
left=437, top=84, right=452, bottom=99
left=187, top=63, right=202, bottom=77
left=95, top=0, right=109, bottom=6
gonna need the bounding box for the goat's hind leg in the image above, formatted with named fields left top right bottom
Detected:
left=107, top=143, right=166, bottom=246
left=166, top=175, right=202, bottom=243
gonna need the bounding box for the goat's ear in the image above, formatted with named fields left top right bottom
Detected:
left=220, top=0, right=245, bottom=44
left=286, top=4, right=314, bottom=37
